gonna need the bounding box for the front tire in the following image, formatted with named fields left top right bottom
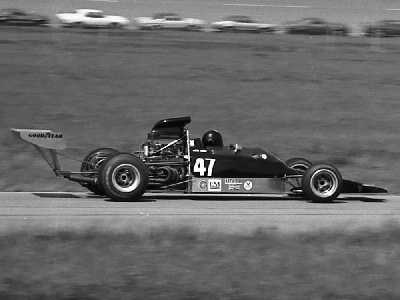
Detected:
left=302, top=164, right=343, bottom=203
left=99, top=153, right=148, bottom=201
left=286, top=157, right=312, bottom=173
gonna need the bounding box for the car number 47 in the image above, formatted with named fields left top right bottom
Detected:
left=193, top=158, right=216, bottom=176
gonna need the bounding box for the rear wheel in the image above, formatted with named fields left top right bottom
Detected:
left=81, top=148, right=118, bottom=195
left=99, top=153, right=148, bottom=201
left=302, top=164, right=343, bottom=203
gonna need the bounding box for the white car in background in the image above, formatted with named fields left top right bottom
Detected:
left=56, top=9, right=129, bottom=28
left=212, top=15, right=276, bottom=33
left=135, top=13, right=205, bottom=31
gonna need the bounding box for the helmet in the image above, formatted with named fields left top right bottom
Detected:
left=202, top=130, right=223, bottom=147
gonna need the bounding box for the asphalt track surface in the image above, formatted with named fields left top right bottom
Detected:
left=1, top=192, right=399, bottom=234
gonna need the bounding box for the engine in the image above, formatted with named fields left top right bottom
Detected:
left=142, top=137, right=188, bottom=189
left=144, top=138, right=186, bottom=160
left=140, top=116, right=192, bottom=189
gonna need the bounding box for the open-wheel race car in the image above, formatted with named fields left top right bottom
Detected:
left=12, top=116, right=387, bottom=202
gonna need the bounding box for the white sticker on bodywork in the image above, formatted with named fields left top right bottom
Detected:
left=208, top=179, right=222, bottom=192
left=244, top=180, right=253, bottom=191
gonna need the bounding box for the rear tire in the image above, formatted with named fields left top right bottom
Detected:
left=302, top=164, right=343, bottom=203
left=81, top=148, right=118, bottom=195
left=99, top=153, right=148, bottom=201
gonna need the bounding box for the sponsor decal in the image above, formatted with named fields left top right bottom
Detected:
left=244, top=180, right=253, bottom=191
left=28, top=132, right=63, bottom=138
left=208, top=179, right=221, bottom=192
left=199, top=180, right=207, bottom=191
left=225, top=178, right=242, bottom=191
left=224, top=178, right=242, bottom=185
left=228, top=184, right=241, bottom=191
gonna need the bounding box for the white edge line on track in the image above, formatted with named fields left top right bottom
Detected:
left=223, top=3, right=311, bottom=8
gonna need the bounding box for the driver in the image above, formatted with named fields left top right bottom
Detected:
left=202, top=130, right=223, bottom=148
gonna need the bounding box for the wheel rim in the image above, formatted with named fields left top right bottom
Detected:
left=111, top=164, right=141, bottom=192
left=309, top=169, right=338, bottom=198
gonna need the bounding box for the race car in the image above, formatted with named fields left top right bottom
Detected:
left=56, top=9, right=129, bottom=28
left=284, top=18, right=349, bottom=35
left=0, top=8, right=49, bottom=26
left=135, top=13, right=205, bottom=31
left=211, top=15, right=276, bottom=33
left=363, top=20, right=400, bottom=37
left=12, top=116, right=386, bottom=202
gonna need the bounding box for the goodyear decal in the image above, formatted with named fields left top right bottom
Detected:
left=28, top=132, right=63, bottom=138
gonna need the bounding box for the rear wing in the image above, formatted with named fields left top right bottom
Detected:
left=11, top=128, right=97, bottom=185
left=11, top=128, right=66, bottom=175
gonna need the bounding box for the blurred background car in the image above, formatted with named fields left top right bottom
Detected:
left=56, top=9, right=129, bottom=28
left=135, top=13, right=204, bottom=31
left=284, top=18, right=349, bottom=35
left=0, top=8, right=49, bottom=26
left=211, top=15, right=276, bottom=33
left=363, top=20, right=400, bottom=37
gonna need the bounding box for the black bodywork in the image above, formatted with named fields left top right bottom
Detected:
left=144, top=116, right=385, bottom=194
left=0, top=9, right=49, bottom=26
left=285, top=18, right=348, bottom=35
left=146, top=116, right=299, bottom=183
left=190, top=147, right=298, bottom=178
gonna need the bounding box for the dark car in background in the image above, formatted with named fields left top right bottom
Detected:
left=364, top=20, right=400, bottom=37
left=284, top=18, right=349, bottom=36
left=0, top=8, right=49, bottom=26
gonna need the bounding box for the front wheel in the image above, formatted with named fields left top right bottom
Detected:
left=302, top=164, right=343, bottom=203
left=286, top=157, right=312, bottom=173
left=99, top=153, right=148, bottom=201
left=286, top=157, right=312, bottom=195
